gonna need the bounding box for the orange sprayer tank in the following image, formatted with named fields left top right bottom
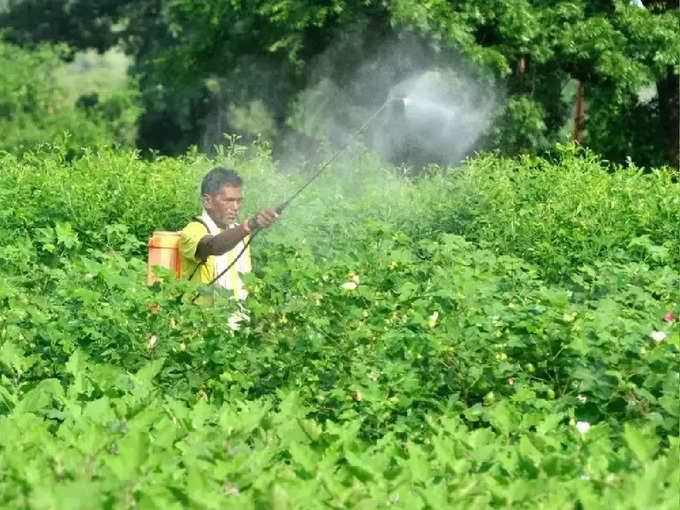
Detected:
left=147, top=231, right=182, bottom=285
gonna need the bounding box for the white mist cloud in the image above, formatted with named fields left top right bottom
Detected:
left=375, top=69, right=498, bottom=166
left=286, top=35, right=499, bottom=169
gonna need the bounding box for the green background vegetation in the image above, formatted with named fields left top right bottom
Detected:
left=0, top=1, right=678, bottom=508
left=0, top=0, right=678, bottom=166
left=0, top=142, right=678, bottom=508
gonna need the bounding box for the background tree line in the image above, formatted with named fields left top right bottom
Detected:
left=0, top=0, right=678, bottom=168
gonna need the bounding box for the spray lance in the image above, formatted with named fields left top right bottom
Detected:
left=193, top=95, right=409, bottom=299
left=273, top=95, right=409, bottom=214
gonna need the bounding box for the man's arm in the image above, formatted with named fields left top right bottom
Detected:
left=196, top=224, right=249, bottom=260
left=195, top=208, right=278, bottom=260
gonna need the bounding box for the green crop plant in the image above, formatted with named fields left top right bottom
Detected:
left=0, top=141, right=678, bottom=508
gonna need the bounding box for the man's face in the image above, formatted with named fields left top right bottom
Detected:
left=203, top=185, right=243, bottom=227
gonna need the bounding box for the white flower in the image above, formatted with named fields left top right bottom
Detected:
left=341, top=281, right=358, bottom=290
left=575, top=421, right=591, bottom=434
left=148, top=334, right=158, bottom=349
left=228, top=311, right=249, bottom=331
left=351, top=274, right=360, bottom=284
left=428, top=311, right=439, bottom=329
left=651, top=331, right=666, bottom=342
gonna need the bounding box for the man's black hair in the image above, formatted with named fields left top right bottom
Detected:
left=201, top=167, right=243, bottom=195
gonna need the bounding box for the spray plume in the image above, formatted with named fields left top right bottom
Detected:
left=372, top=70, right=497, bottom=167
left=280, top=35, right=499, bottom=170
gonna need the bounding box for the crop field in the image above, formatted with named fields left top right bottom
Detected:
left=0, top=143, right=678, bottom=509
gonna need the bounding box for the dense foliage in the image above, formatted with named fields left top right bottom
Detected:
left=1, top=0, right=678, bottom=166
left=0, top=38, right=141, bottom=156
left=0, top=142, right=677, bottom=508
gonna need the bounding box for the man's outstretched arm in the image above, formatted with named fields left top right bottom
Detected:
left=195, top=208, right=278, bottom=260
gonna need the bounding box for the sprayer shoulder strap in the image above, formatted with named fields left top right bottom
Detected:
left=191, top=217, right=209, bottom=231
left=187, top=217, right=210, bottom=281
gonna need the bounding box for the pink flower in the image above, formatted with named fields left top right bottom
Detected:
left=663, top=312, right=676, bottom=323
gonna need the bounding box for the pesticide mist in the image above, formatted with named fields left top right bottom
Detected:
left=376, top=70, right=497, bottom=167
left=285, top=37, right=499, bottom=170
left=199, top=36, right=499, bottom=170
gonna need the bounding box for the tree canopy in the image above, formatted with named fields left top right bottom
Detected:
left=1, top=0, right=678, bottom=166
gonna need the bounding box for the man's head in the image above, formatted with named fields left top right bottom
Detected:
left=201, top=167, right=243, bottom=227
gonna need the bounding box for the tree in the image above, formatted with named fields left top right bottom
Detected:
left=2, top=0, right=678, bottom=167
left=641, top=0, right=679, bottom=168
left=0, top=37, right=140, bottom=155
left=0, top=0, right=133, bottom=52
left=389, top=0, right=679, bottom=166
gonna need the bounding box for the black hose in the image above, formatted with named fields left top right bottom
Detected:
left=189, top=234, right=255, bottom=304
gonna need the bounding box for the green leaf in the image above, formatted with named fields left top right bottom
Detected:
left=16, top=378, right=64, bottom=413
left=106, top=430, right=150, bottom=480
left=624, top=424, right=659, bottom=462
left=55, top=221, right=80, bottom=249
left=66, top=349, right=87, bottom=396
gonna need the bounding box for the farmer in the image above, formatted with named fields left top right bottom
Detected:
left=179, top=166, right=278, bottom=302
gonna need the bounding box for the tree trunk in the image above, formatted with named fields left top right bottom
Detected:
left=656, top=70, right=679, bottom=168
left=573, top=81, right=585, bottom=145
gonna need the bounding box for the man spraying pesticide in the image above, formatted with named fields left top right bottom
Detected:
left=147, top=167, right=277, bottom=329
left=147, top=95, right=407, bottom=317
left=179, top=167, right=278, bottom=307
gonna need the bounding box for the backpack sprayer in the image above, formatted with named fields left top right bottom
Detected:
left=191, top=95, right=409, bottom=294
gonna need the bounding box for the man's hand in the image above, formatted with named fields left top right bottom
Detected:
left=247, top=208, right=278, bottom=231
